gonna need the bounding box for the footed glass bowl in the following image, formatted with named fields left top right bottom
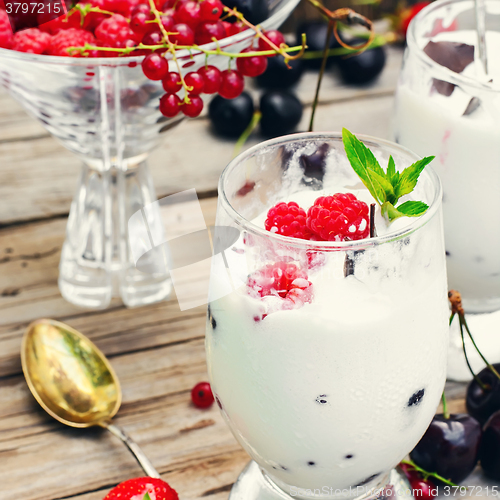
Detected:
left=0, top=0, right=299, bottom=309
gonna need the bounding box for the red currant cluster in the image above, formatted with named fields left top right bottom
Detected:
left=0, top=0, right=296, bottom=119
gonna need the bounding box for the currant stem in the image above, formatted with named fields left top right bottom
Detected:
left=308, top=20, right=333, bottom=132
left=449, top=289, right=500, bottom=382
left=400, top=459, right=457, bottom=487
left=441, top=392, right=450, bottom=419
left=233, top=111, right=262, bottom=158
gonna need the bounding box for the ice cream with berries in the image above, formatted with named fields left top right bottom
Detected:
left=206, top=131, right=449, bottom=496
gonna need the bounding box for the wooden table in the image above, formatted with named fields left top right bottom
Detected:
left=0, top=46, right=470, bottom=500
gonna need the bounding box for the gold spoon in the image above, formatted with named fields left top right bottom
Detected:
left=21, top=318, right=160, bottom=478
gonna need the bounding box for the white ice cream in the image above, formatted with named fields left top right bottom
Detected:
left=206, top=169, right=449, bottom=497
left=394, top=30, right=500, bottom=313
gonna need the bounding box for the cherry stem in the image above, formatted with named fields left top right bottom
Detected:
left=369, top=203, right=376, bottom=238
left=441, top=392, right=450, bottom=419
left=308, top=20, right=333, bottom=132
left=456, top=310, right=485, bottom=388
left=449, top=289, right=500, bottom=383
left=233, top=111, right=262, bottom=158
left=400, top=459, right=457, bottom=487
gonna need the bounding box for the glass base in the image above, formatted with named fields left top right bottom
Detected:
left=229, top=461, right=414, bottom=500
left=447, top=309, right=500, bottom=382
left=59, top=160, right=172, bottom=309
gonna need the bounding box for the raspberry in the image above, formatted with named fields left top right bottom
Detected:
left=0, top=10, right=13, bottom=49
left=47, top=28, right=96, bottom=56
left=247, top=262, right=313, bottom=313
left=306, top=193, right=370, bottom=241
left=95, top=14, right=139, bottom=51
left=12, top=28, right=51, bottom=54
left=265, top=201, right=312, bottom=240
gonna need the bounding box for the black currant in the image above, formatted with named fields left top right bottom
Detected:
left=337, top=39, right=386, bottom=85
left=466, top=363, right=500, bottom=426
left=256, top=55, right=304, bottom=90
left=221, top=0, right=268, bottom=25
left=208, top=92, right=254, bottom=139
left=410, top=413, right=482, bottom=484
left=296, top=20, right=340, bottom=69
left=259, top=91, right=302, bottom=138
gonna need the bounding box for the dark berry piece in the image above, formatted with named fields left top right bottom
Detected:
left=299, top=143, right=328, bottom=186
left=258, top=30, right=285, bottom=53
left=191, top=381, right=214, bottom=408
left=345, top=454, right=353, bottom=459
left=195, top=20, right=226, bottom=45
left=423, top=41, right=474, bottom=74
left=315, top=394, right=328, bottom=404
left=221, top=0, right=269, bottom=25
left=142, top=53, right=169, bottom=80
left=307, top=461, right=315, bottom=466
left=209, top=92, right=254, bottom=138
left=218, top=69, right=244, bottom=99
left=466, top=363, right=500, bottom=425
left=297, top=20, right=340, bottom=69
left=182, top=95, right=204, bottom=117
left=159, top=93, right=182, bottom=117
left=256, top=56, right=304, bottom=90
left=200, top=0, right=224, bottom=21
left=171, top=23, right=195, bottom=45
left=184, top=72, right=204, bottom=95
left=162, top=72, right=183, bottom=93
left=259, top=91, right=303, bottom=138
left=236, top=47, right=268, bottom=77
left=337, top=40, right=386, bottom=85
left=410, top=413, right=482, bottom=484
left=356, top=473, right=380, bottom=487
left=408, top=388, right=425, bottom=407
left=480, top=410, right=500, bottom=480
left=199, top=65, right=222, bottom=94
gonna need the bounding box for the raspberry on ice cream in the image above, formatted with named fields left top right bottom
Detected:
left=47, top=28, right=96, bottom=56
left=12, top=28, right=51, bottom=54
left=0, top=10, right=13, bottom=49
left=307, top=193, right=370, bottom=241
left=265, top=201, right=312, bottom=239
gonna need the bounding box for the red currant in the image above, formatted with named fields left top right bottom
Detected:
left=258, top=30, right=285, bottom=53
left=218, top=69, right=244, bottom=99
left=195, top=20, right=226, bottom=45
left=236, top=47, right=267, bottom=77
left=184, top=71, right=204, bottom=95
left=175, top=0, right=201, bottom=29
left=142, top=53, right=169, bottom=80
left=159, top=14, right=175, bottom=32
left=162, top=71, right=182, bottom=93
left=182, top=95, right=204, bottom=117
left=142, top=29, right=162, bottom=46
left=130, top=12, right=154, bottom=35
left=223, top=20, right=244, bottom=36
left=131, top=3, right=151, bottom=15
left=200, top=0, right=223, bottom=21
left=159, top=93, right=182, bottom=117
left=170, top=23, right=195, bottom=45
left=191, top=381, right=214, bottom=408
left=409, top=478, right=436, bottom=500
left=198, top=65, right=221, bottom=93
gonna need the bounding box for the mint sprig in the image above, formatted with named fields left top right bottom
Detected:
left=342, top=128, right=434, bottom=222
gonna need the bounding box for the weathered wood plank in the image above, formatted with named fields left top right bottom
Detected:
left=0, top=47, right=402, bottom=224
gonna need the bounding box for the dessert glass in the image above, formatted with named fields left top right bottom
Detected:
left=206, top=132, right=449, bottom=500
left=0, top=0, right=299, bottom=309
left=393, top=0, right=500, bottom=379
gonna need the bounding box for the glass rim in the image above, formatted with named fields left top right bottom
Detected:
left=0, top=0, right=299, bottom=66
left=407, top=0, right=500, bottom=92
left=218, top=131, right=443, bottom=251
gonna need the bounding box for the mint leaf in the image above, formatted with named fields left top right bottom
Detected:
left=395, top=200, right=429, bottom=216
left=369, top=169, right=396, bottom=202
left=342, top=128, right=385, bottom=205
left=143, top=493, right=152, bottom=500
left=395, top=156, right=435, bottom=199
left=386, top=155, right=399, bottom=187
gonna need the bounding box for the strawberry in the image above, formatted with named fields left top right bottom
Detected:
left=103, top=477, right=179, bottom=500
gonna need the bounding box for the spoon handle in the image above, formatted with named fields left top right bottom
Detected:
left=102, top=422, right=161, bottom=478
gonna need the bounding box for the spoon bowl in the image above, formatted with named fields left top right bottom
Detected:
left=21, top=318, right=160, bottom=477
